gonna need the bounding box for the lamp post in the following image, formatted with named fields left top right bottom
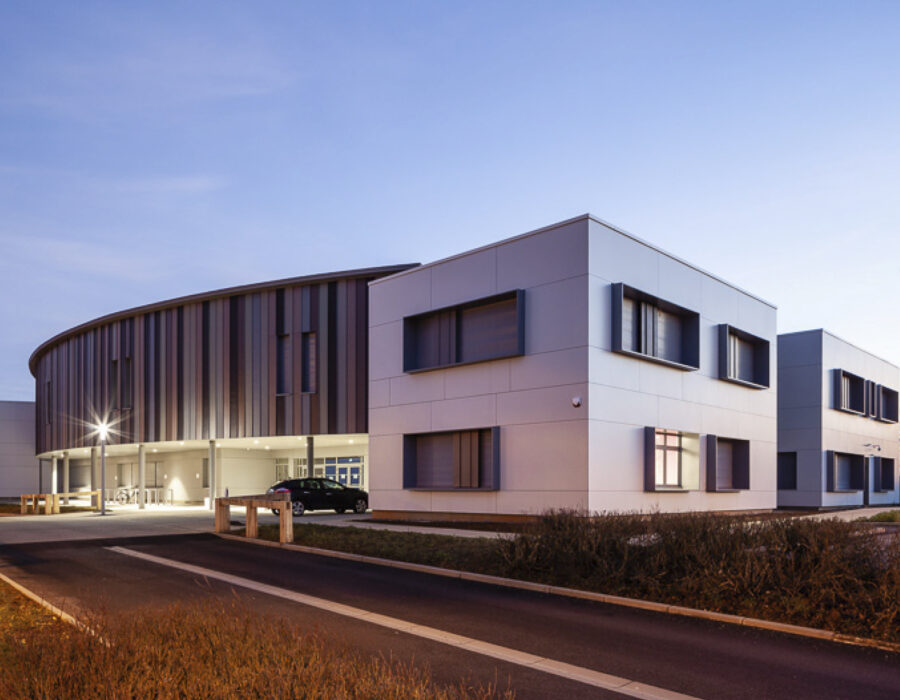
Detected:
left=98, top=422, right=109, bottom=516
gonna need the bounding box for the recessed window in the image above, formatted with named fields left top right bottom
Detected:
left=877, top=385, right=899, bottom=423
left=612, top=284, right=700, bottom=370
left=777, top=452, right=798, bottom=490
left=866, top=381, right=878, bottom=418
left=826, top=450, right=865, bottom=492
left=643, top=427, right=700, bottom=491
left=403, top=427, right=500, bottom=490
left=705, top=436, right=750, bottom=491
left=833, top=370, right=865, bottom=415
left=403, top=291, right=524, bottom=373
left=301, top=331, right=317, bottom=393
left=717, top=325, right=770, bottom=388
left=873, top=457, right=896, bottom=493
left=276, top=334, right=291, bottom=395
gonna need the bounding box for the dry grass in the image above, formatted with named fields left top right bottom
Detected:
left=0, top=584, right=511, bottom=699
left=869, top=510, right=900, bottom=523
left=256, top=511, right=900, bottom=643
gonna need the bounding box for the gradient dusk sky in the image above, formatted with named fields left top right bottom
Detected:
left=1, top=1, right=899, bottom=399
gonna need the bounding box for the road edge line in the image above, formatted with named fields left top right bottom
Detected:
left=214, top=532, right=900, bottom=655
left=0, top=570, right=82, bottom=629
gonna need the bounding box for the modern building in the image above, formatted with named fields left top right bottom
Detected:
left=28, top=265, right=414, bottom=506
left=368, top=215, right=778, bottom=519
left=0, top=400, right=39, bottom=499
left=777, top=330, right=900, bottom=509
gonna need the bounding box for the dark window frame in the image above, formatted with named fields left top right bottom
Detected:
left=643, top=426, right=700, bottom=492
left=873, top=456, right=896, bottom=493
left=777, top=452, right=798, bottom=490
left=612, top=283, right=700, bottom=371
left=877, top=385, right=899, bottom=424
left=826, top=450, right=865, bottom=492
left=705, top=435, right=751, bottom=492
left=833, top=369, right=866, bottom=415
left=402, top=427, right=500, bottom=491
left=403, top=290, right=525, bottom=374
left=717, top=324, right=770, bottom=389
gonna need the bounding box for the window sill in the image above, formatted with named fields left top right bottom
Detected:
left=875, top=416, right=899, bottom=424
left=650, top=487, right=691, bottom=493
left=721, top=376, right=769, bottom=390
left=613, top=349, right=698, bottom=372
left=709, top=488, right=743, bottom=493
left=835, top=406, right=866, bottom=416
left=405, top=487, right=499, bottom=492
left=404, top=351, right=523, bottom=374
left=828, top=489, right=861, bottom=494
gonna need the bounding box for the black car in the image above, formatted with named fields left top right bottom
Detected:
left=267, top=478, right=368, bottom=516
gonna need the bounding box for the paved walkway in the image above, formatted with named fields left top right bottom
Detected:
left=0, top=505, right=507, bottom=544
left=2, top=503, right=896, bottom=545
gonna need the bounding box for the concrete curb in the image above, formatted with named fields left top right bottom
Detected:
left=0, top=570, right=81, bottom=628
left=215, top=532, right=900, bottom=655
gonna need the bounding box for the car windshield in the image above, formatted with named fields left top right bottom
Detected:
left=321, top=479, right=344, bottom=490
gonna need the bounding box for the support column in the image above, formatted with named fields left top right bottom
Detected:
left=50, top=457, right=58, bottom=496
left=307, top=436, right=314, bottom=478
left=208, top=440, right=217, bottom=510
left=138, top=444, right=146, bottom=510
left=90, top=447, right=98, bottom=509
left=63, top=453, right=70, bottom=505
left=38, top=459, right=43, bottom=494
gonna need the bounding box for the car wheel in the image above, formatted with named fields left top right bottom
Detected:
left=334, top=507, right=346, bottom=514
left=353, top=498, right=368, bottom=514
left=292, top=500, right=305, bottom=517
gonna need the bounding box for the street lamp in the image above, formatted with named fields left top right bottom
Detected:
left=98, top=421, right=109, bottom=516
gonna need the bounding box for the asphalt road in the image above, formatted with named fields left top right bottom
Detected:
left=1, top=533, right=898, bottom=699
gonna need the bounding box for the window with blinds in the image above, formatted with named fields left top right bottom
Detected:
left=717, top=325, right=770, bottom=388
left=612, top=284, right=700, bottom=370
left=403, top=427, right=500, bottom=490
left=404, top=291, right=524, bottom=373
left=705, top=435, right=750, bottom=491
left=833, top=370, right=865, bottom=414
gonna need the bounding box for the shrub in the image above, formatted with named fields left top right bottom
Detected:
left=498, top=510, right=900, bottom=642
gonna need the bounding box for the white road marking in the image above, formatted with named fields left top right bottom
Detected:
left=107, top=545, right=703, bottom=700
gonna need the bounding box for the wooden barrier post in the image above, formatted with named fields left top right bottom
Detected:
left=279, top=504, right=293, bottom=544
left=52, top=494, right=61, bottom=514
left=32, top=495, right=38, bottom=513
left=246, top=504, right=258, bottom=538
left=214, top=499, right=230, bottom=533
left=43, top=495, right=52, bottom=515
left=20, top=495, right=27, bottom=515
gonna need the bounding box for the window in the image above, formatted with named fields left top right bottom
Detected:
left=643, top=427, right=700, bottom=491
left=275, top=458, right=290, bottom=482
left=777, top=452, right=798, bottom=490
left=403, top=291, right=524, bottom=373
left=300, top=331, right=317, bottom=393
left=826, top=451, right=864, bottom=492
left=276, top=334, right=291, bottom=395
left=403, top=427, right=500, bottom=490
left=866, top=381, right=878, bottom=418
left=109, top=359, right=118, bottom=411
left=122, top=357, right=132, bottom=409
left=873, top=457, right=896, bottom=492
left=718, top=325, right=770, bottom=388
left=705, top=436, right=750, bottom=491
left=878, top=385, right=899, bottom=423
left=612, top=284, right=700, bottom=370
left=834, top=370, right=865, bottom=414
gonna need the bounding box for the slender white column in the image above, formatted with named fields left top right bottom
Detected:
left=208, top=440, right=217, bottom=510
left=50, top=457, right=58, bottom=495
left=63, top=452, right=70, bottom=504
left=138, top=444, right=146, bottom=510
left=90, top=447, right=98, bottom=508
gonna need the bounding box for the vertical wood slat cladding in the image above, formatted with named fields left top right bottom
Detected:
left=32, top=270, right=399, bottom=454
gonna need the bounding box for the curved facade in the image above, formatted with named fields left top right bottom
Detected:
left=31, top=265, right=413, bottom=455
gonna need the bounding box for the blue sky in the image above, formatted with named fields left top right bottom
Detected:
left=1, top=1, right=899, bottom=399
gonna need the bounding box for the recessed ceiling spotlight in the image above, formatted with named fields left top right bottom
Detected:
left=253, top=439, right=259, bottom=445
left=152, top=448, right=158, bottom=453
left=265, top=445, right=271, bottom=450
left=179, top=441, right=185, bottom=446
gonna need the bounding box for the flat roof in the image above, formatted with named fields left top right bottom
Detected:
left=29, top=263, right=419, bottom=375
left=778, top=329, right=899, bottom=369
left=369, top=213, right=777, bottom=309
